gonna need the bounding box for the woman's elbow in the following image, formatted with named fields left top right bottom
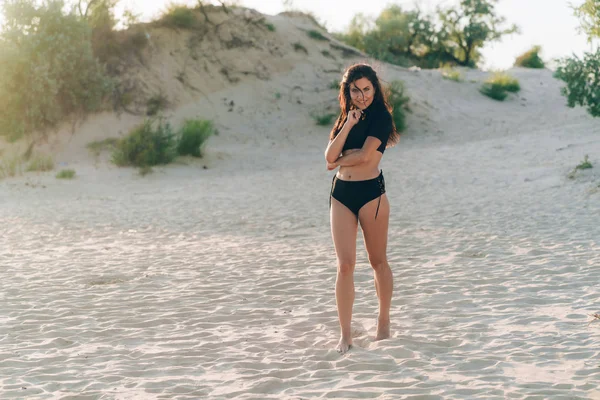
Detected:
left=325, top=152, right=339, bottom=164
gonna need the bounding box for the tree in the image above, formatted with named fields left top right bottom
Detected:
left=574, top=0, right=600, bottom=40
left=438, top=0, right=518, bottom=67
left=0, top=0, right=112, bottom=138
left=555, top=0, right=600, bottom=117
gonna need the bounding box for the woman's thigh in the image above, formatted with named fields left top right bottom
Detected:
left=358, top=194, right=389, bottom=264
left=330, top=198, right=358, bottom=265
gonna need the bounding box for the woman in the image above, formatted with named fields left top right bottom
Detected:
left=324, top=63, right=399, bottom=354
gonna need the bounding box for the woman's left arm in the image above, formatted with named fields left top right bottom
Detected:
left=327, top=137, right=381, bottom=170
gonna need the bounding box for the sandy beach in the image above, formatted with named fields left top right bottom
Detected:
left=2, top=9, right=600, bottom=400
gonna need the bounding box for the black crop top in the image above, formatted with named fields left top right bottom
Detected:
left=341, top=101, right=393, bottom=154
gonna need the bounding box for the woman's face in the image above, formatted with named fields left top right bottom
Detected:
left=349, top=77, right=375, bottom=110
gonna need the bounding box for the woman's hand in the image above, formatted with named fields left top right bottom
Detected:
left=327, top=162, right=338, bottom=171
left=345, top=109, right=362, bottom=128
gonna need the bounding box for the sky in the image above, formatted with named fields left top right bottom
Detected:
left=1, top=0, right=595, bottom=69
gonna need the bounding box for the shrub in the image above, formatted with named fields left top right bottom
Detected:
left=0, top=0, right=113, bottom=139
left=26, top=154, right=54, bottom=172
left=514, top=46, right=545, bottom=68
left=576, top=155, right=593, bottom=170
left=160, top=5, right=197, bottom=29
left=554, top=48, right=600, bottom=118
left=147, top=94, right=168, bottom=116
left=487, top=72, right=521, bottom=93
left=480, top=83, right=508, bottom=101
left=441, top=66, right=463, bottom=82
left=313, top=113, right=337, bottom=126
left=0, top=153, right=22, bottom=179
left=329, top=80, right=340, bottom=90
left=480, top=72, right=520, bottom=101
left=112, top=120, right=177, bottom=168
left=56, top=169, right=76, bottom=179
left=387, top=80, right=409, bottom=132
left=265, top=22, right=276, bottom=32
left=177, top=119, right=214, bottom=157
left=293, top=42, right=308, bottom=54
left=308, top=29, right=328, bottom=41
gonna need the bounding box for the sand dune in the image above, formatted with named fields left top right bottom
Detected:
left=1, top=7, right=600, bottom=400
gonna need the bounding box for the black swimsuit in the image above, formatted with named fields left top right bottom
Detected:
left=329, top=101, right=393, bottom=220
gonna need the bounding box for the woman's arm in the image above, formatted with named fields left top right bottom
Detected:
left=324, top=110, right=361, bottom=163
left=329, top=136, right=382, bottom=168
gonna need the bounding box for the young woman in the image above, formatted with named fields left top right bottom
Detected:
left=324, top=63, right=399, bottom=354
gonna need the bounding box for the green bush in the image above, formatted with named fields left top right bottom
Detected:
left=514, top=46, right=545, bottom=68
left=0, top=0, right=112, bottom=139
left=265, top=22, right=276, bottom=32
left=487, top=72, right=520, bottom=92
left=480, top=72, right=520, bottom=101
left=555, top=48, right=600, bottom=118
left=576, top=155, right=593, bottom=170
left=307, top=29, right=328, bottom=41
left=480, top=83, right=508, bottom=101
left=112, top=120, right=177, bottom=168
left=177, top=119, right=214, bottom=157
left=387, top=80, right=409, bottom=132
left=56, top=169, right=76, bottom=179
left=293, top=42, right=308, bottom=54
left=160, top=5, right=197, bottom=29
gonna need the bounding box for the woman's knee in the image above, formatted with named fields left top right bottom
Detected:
left=337, top=260, right=355, bottom=276
left=368, top=258, right=388, bottom=271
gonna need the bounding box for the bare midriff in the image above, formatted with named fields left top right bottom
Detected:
left=336, top=149, right=383, bottom=181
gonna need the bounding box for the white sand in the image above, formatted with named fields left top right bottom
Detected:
left=1, top=9, right=600, bottom=400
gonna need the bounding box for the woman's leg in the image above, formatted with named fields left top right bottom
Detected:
left=358, top=194, right=393, bottom=340
left=330, top=197, right=358, bottom=353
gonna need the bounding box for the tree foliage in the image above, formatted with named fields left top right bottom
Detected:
left=574, top=0, right=600, bottom=40
left=0, top=0, right=112, bottom=139
left=555, top=48, right=600, bottom=117
left=337, top=0, right=517, bottom=68
left=555, top=0, right=600, bottom=117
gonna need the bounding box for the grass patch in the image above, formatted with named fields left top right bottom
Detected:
left=160, top=5, right=197, bottom=29
left=56, top=169, right=76, bottom=179
left=321, top=50, right=335, bottom=59
left=293, top=42, right=308, bottom=54
left=264, top=22, right=276, bottom=32
left=87, top=138, right=119, bottom=157
left=387, top=80, right=410, bottom=132
left=313, top=112, right=337, bottom=126
left=147, top=94, right=168, bottom=116
left=26, top=153, right=54, bottom=172
left=576, top=155, right=593, bottom=170
left=112, top=119, right=177, bottom=168
left=480, top=72, right=520, bottom=101
left=0, top=153, right=23, bottom=179
left=307, top=30, right=328, bottom=41
left=441, top=66, right=463, bottom=82
left=176, top=119, right=214, bottom=158
left=487, top=72, right=521, bottom=93
left=514, top=46, right=545, bottom=69
left=480, top=83, right=508, bottom=101
left=329, top=79, right=340, bottom=90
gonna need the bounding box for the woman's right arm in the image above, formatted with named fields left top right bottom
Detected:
left=324, top=110, right=360, bottom=163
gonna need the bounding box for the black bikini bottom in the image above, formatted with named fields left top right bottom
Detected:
left=330, top=170, right=386, bottom=219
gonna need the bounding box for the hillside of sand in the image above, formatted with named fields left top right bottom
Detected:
left=1, top=6, right=600, bottom=399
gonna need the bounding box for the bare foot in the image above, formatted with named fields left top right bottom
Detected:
left=375, top=319, right=390, bottom=341
left=336, top=337, right=353, bottom=354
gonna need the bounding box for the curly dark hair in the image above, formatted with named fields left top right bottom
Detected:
left=329, top=63, right=399, bottom=148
